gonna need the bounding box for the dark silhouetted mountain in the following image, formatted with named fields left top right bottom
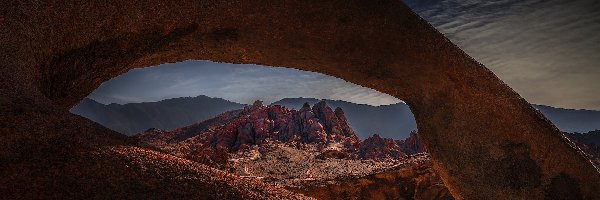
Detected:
left=274, top=98, right=600, bottom=139
left=533, top=105, right=600, bottom=133
left=70, top=96, right=245, bottom=135
left=71, top=96, right=600, bottom=140
left=272, top=98, right=417, bottom=139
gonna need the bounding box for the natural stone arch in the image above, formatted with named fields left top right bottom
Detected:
left=1, top=0, right=599, bottom=199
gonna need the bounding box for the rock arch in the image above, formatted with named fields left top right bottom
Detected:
left=1, top=1, right=599, bottom=199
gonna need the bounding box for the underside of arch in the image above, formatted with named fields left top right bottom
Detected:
left=1, top=0, right=599, bottom=199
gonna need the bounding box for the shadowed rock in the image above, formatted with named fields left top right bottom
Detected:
left=1, top=0, right=599, bottom=199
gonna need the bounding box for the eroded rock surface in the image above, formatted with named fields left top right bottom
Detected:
left=137, top=101, right=426, bottom=163
left=2, top=0, right=600, bottom=199
left=137, top=101, right=360, bottom=154
left=293, top=159, right=454, bottom=200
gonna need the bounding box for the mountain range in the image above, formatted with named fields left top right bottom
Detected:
left=70, top=96, right=245, bottom=135
left=71, top=95, right=600, bottom=139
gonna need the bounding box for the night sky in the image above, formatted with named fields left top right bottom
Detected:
left=88, top=0, right=600, bottom=110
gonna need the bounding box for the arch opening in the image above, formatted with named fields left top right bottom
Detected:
left=70, top=60, right=448, bottom=199
left=71, top=60, right=416, bottom=139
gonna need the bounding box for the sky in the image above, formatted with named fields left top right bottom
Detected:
left=88, top=0, right=600, bottom=110
left=89, top=61, right=401, bottom=106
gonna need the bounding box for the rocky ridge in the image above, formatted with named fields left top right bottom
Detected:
left=136, top=101, right=447, bottom=199
left=136, top=101, right=426, bottom=161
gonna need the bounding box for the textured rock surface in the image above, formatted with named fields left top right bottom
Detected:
left=401, top=131, right=428, bottom=155
left=357, top=134, right=407, bottom=161
left=356, top=132, right=427, bottom=161
left=2, top=0, right=600, bottom=199
left=137, top=101, right=425, bottom=163
left=137, top=101, right=361, bottom=155
left=565, top=130, right=600, bottom=168
left=293, top=159, right=454, bottom=200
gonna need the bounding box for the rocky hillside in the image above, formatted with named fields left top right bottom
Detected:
left=272, top=98, right=417, bottom=139
left=136, top=101, right=448, bottom=199
left=292, top=158, right=454, bottom=200
left=136, top=100, right=426, bottom=160
left=136, top=100, right=361, bottom=151
left=357, top=132, right=426, bottom=161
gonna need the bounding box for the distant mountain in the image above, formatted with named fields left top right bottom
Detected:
left=532, top=105, right=600, bottom=133
left=71, top=96, right=600, bottom=139
left=272, top=98, right=417, bottom=139
left=274, top=98, right=600, bottom=139
left=70, top=96, right=245, bottom=135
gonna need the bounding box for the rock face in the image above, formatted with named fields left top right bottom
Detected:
left=401, top=131, right=428, bottom=155
left=138, top=101, right=429, bottom=166
left=272, top=98, right=418, bottom=139
left=293, top=159, right=454, bottom=200
left=357, top=134, right=407, bottom=161
left=565, top=130, right=600, bottom=168
left=137, top=101, right=361, bottom=155
left=3, top=0, right=600, bottom=199
left=357, top=131, right=427, bottom=161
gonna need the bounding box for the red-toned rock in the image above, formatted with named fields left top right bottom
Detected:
left=7, top=1, right=600, bottom=198
left=357, top=134, right=407, bottom=161
left=313, top=101, right=360, bottom=145
left=137, top=101, right=361, bottom=154
left=137, top=101, right=431, bottom=162
left=401, top=130, right=428, bottom=155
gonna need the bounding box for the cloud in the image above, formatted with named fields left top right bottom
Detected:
left=403, top=0, right=600, bottom=110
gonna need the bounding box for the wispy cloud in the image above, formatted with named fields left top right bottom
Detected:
left=404, top=0, right=600, bottom=110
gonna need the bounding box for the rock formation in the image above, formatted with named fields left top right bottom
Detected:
left=355, top=132, right=427, bottom=161
left=137, top=101, right=430, bottom=164
left=2, top=0, right=600, bottom=199
left=357, top=134, right=407, bottom=161
left=401, top=131, right=428, bottom=155
left=293, top=159, right=454, bottom=200
left=137, top=101, right=361, bottom=155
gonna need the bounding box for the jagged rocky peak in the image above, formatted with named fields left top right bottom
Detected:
left=356, top=131, right=427, bottom=161
left=137, top=100, right=361, bottom=152
left=299, top=102, right=312, bottom=113
left=135, top=99, right=431, bottom=164
left=358, top=134, right=406, bottom=161
left=252, top=100, right=264, bottom=107
left=244, top=100, right=266, bottom=112
left=401, top=130, right=427, bottom=155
